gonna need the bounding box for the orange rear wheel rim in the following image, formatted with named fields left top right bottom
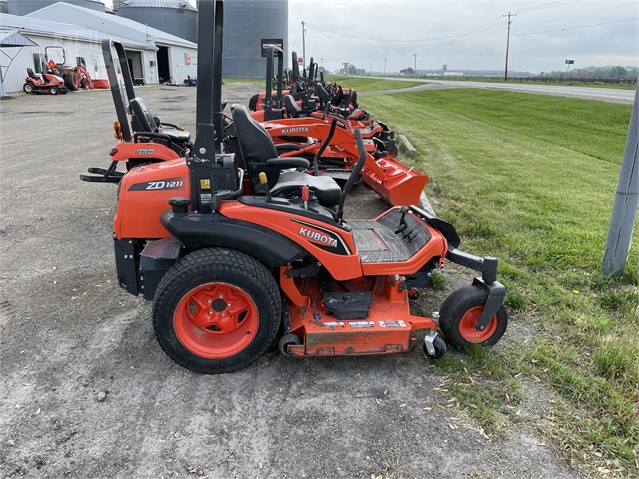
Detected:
left=458, top=306, right=497, bottom=343
left=173, top=282, right=259, bottom=359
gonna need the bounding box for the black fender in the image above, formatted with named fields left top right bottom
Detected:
left=160, top=209, right=306, bottom=269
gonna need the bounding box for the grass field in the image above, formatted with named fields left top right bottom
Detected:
left=359, top=88, right=638, bottom=477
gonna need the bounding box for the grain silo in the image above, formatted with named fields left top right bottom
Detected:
left=6, top=0, right=105, bottom=15
left=117, top=0, right=198, bottom=44
left=224, top=0, right=288, bottom=78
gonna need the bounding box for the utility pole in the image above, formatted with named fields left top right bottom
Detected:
left=370, top=64, right=372, bottom=76
left=384, top=58, right=387, bottom=76
left=603, top=84, right=639, bottom=275
left=503, top=12, right=516, bottom=82
left=412, top=53, right=418, bottom=76
left=301, top=21, right=306, bottom=70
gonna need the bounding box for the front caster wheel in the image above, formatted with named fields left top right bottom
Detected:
left=423, top=334, right=446, bottom=359
left=439, top=286, right=508, bottom=350
left=278, top=333, right=302, bottom=357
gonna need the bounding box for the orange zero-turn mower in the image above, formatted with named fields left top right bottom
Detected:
left=80, top=39, right=191, bottom=184
left=106, top=0, right=508, bottom=374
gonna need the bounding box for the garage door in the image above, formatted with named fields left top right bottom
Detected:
left=125, top=50, right=143, bottom=80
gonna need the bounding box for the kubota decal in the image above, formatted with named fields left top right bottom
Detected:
left=281, top=127, right=309, bottom=134
left=298, top=227, right=338, bottom=248
left=128, top=177, right=186, bottom=191
left=290, top=219, right=350, bottom=255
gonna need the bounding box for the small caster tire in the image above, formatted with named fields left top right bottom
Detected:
left=279, top=333, right=302, bottom=357
left=423, top=336, right=446, bottom=359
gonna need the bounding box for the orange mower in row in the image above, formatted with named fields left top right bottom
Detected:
left=86, top=0, right=508, bottom=374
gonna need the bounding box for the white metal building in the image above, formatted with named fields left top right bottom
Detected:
left=0, top=13, right=154, bottom=93
left=28, top=2, right=197, bottom=83
left=0, top=1, right=197, bottom=93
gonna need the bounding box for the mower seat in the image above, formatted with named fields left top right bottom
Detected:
left=129, top=97, right=191, bottom=144
left=27, top=68, right=39, bottom=79
left=317, top=84, right=330, bottom=106
left=284, top=94, right=303, bottom=116
left=231, top=104, right=341, bottom=207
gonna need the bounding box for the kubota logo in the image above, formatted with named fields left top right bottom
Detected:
left=299, top=227, right=338, bottom=248
left=282, top=127, right=309, bottom=134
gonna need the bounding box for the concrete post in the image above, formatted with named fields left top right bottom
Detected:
left=602, top=83, right=639, bottom=275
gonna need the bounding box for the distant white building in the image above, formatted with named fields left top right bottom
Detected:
left=0, top=1, right=197, bottom=93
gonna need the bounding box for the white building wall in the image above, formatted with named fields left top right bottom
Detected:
left=0, top=32, right=159, bottom=93
left=1, top=34, right=109, bottom=93
left=163, top=44, right=197, bottom=84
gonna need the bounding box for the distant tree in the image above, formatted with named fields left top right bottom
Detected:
left=112, top=0, right=128, bottom=11
left=400, top=67, right=415, bottom=76
left=347, top=64, right=357, bottom=75
left=543, top=65, right=637, bottom=80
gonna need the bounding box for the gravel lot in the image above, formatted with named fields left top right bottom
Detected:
left=0, top=85, right=581, bottom=478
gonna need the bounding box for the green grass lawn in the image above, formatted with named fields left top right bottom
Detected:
left=362, top=89, right=638, bottom=477
left=222, top=78, right=263, bottom=85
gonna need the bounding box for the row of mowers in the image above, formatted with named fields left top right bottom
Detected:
left=23, top=46, right=97, bottom=95
left=81, top=0, right=507, bottom=375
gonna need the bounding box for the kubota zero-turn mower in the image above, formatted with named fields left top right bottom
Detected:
left=249, top=49, right=395, bottom=155
left=97, top=0, right=507, bottom=374
left=223, top=49, right=419, bottom=206
left=23, top=67, right=68, bottom=95
left=80, top=39, right=191, bottom=184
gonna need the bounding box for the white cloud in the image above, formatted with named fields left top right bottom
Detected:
left=288, top=0, right=639, bottom=73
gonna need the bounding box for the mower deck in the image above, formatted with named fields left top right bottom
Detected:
left=285, top=275, right=436, bottom=358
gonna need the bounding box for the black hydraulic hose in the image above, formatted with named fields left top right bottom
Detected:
left=313, top=117, right=338, bottom=176
left=336, top=129, right=366, bottom=223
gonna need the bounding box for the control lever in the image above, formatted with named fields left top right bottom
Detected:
left=301, top=185, right=310, bottom=210
left=259, top=172, right=272, bottom=202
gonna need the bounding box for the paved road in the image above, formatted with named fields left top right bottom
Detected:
left=361, top=76, right=636, bottom=103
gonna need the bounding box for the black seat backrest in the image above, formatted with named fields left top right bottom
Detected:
left=231, top=105, right=280, bottom=189
left=317, top=84, right=330, bottom=105
left=27, top=68, right=39, bottom=79
left=129, top=97, right=157, bottom=133
left=283, top=95, right=302, bottom=116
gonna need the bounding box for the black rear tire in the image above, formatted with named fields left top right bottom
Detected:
left=23, top=83, right=34, bottom=94
left=439, top=286, right=508, bottom=350
left=153, top=248, right=281, bottom=374
left=64, top=72, right=79, bottom=91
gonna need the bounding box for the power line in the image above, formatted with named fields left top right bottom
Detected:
left=304, top=16, right=503, bottom=44
left=513, top=1, right=636, bottom=30
left=515, top=0, right=578, bottom=15
left=513, top=17, right=639, bottom=37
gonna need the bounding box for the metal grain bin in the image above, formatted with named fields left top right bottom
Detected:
left=7, top=0, right=105, bottom=15
left=223, top=0, right=288, bottom=78
left=117, top=0, right=198, bottom=43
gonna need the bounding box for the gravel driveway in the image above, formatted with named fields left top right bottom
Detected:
left=0, top=85, right=580, bottom=479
